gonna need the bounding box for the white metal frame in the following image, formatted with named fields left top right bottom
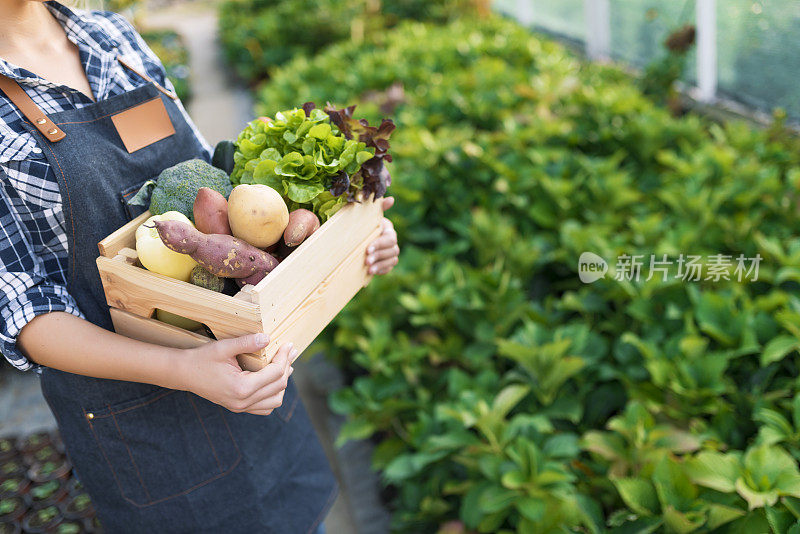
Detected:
left=509, top=0, right=719, bottom=102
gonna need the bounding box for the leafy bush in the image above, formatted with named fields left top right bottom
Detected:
left=256, top=16, right=800, bottom=534
left=217, top=0, right=478, bottom=84
left=141, top=30, right=191, bottom=103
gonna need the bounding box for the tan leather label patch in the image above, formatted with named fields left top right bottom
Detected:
left=111, top=97, right=175, bottom=153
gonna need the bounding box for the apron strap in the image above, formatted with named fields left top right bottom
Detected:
left=0, top=75, right=66, bottom=142
left=0, top=56, right=178, bottom=144
left=117, top=57, right=178, bottom=101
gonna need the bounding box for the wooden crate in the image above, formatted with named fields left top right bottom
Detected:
left=96, top=199, right=383, bottom=370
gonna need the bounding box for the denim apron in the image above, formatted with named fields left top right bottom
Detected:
left=2, top=69, right=336, bottom=533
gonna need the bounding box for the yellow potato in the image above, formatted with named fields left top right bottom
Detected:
left=135, top=211, right=198, bottom=281
left=227, top=184, right=290, bottom=248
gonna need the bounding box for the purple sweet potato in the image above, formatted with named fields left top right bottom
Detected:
left=283, top=209, right=320, bottom=247
left=153, top=220, right=279, bottom=278
left=193, top=187, right=231, bottom=235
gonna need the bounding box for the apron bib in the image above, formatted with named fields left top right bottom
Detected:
left=0, top=65, right=336, bottom=533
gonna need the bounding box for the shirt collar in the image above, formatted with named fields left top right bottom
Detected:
left=0, top=2, right=118, bottom=83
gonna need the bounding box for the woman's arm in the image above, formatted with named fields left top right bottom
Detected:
left=19, top=312, right=295, bottom=416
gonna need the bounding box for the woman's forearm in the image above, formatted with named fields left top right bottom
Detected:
left=18, top=311, right=184, bottom=389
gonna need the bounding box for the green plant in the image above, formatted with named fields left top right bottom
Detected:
left=217, top=0, right=479, bottom=84
left=252, top=13, right=800, bottom=534
left=141, top=30, right=192, bottom=103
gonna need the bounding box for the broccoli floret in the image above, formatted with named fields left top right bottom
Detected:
left=148, top=159, right=233, bottom=221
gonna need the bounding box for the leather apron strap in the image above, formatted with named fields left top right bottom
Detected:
left=0, top=75, right=66, bottom=142
left=0, top=56, right=178, bottom=143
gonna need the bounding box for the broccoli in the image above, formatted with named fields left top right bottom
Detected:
left=128, top=159, right=233, bottom=221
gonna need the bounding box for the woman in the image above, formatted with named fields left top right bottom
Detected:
left=0, top=0, right=400, bottom=532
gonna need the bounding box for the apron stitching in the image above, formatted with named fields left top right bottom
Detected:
left=84, top=406, right=148, bottom=507
left=38, top=130, right=77, bottom=282
left=129, top=454, right=242, bottom=508
left=277, top=392, right=299, bottom=422
left=87, top=403, right=244, bottom=509
left=108, top=404, right=153, bottom=503
left=55, top=96, right=161, bottom=126
left=219, top=407, right=243, bottom=460
left=305, top=484, right=339, bottom=534
left=89, top=390, right=175, bottom=419
left=188, top=394, right=223, bottom=473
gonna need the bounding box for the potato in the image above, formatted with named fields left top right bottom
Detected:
left=283, top=209, right=320, bottom=247
left=193, top=187, right=231, bottom=235
left=227, top=184, right=289, bottom=248
left=155, top=309, right=203, bottom=331
left=135, top=211, right=198, bottom=281
left=153, top=220, right=279, bottom=278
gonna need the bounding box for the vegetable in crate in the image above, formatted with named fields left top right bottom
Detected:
left=193, top=187, right=231, bottom=235
left=230, top=103, right=393, bottom=221
left=153, top=220, right=279, bottom=281
left=227, top=184, right=289, bottom=248
left=284, top=209, right=320, bottom=247
left=189, top=265, right=226, bottom=293
left=135, top=212, right=198, bottom=281
left=129, top=159, right=233, bottom=221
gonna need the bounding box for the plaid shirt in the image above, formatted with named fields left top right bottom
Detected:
left=0, top=2, right=210, bottom=371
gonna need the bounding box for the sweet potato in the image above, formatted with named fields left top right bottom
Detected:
left=283, top=209, right=320, bottom=247
left=193, top=187, right=231, bottom=235
left=153, top=220, right=279, bottom=278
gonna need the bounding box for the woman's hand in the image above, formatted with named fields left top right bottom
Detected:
left=366, top=196, right=400, bottom=275
left=174, top=334, right=295, bottom=416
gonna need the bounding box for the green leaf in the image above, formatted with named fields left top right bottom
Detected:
left=612, top=477, right=660, bottom=516
left=515, top=496, right=545, bottom=522
left=335, top=418, right=375, bottom=447
left=652, top=456, right=697, bottom=512
left=477, top=486, right=518, bottom=514
left=761, top=336, right=800, bottom=366
left=491, top=384, right=530, bottom=419
left=705, top=503, right=745, bottom=530
left=685, top=450, right=741, bottom=493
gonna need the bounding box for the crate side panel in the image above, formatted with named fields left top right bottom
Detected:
left=253, top=199, right=383, bottom=329
left=111, top=308, right=268, bottom=370
left=253, top=225, right=382, bottom=368
left=97, top=256, right=263, bottom=339
left=98, top=210, right=151, bottom=258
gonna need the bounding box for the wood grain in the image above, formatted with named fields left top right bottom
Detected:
left=253, top=198, right=383, bottom=328
left=98, top=211, right=151, bottom=258
left=96, top=255, right=264, bottom=342
left=254, top=225, right=382, bottom=368
left=110, top=308, right=266, bottom=370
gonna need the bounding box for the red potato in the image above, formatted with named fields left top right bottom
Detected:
left=283, top=209, right=320, bottom=247
left=193, top=187, right=232, bottom=235
left=153, top=220, right=279, bottom=278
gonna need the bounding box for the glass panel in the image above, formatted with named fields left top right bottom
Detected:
left=609, top=0, right=697, bottom=77
left=495, top=0, right=585, bottom=42
left=717, top=0, right=800, bottom=119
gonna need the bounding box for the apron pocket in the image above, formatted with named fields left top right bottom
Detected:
left=119, top=179, right=151, bottom=221
left=275, top=378, right=300, bottom=423
left=85, top=389, right=241, bottom=508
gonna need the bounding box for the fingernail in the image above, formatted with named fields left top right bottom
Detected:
left=368, top=245, right=375, bottom=253
left=287, top=342, right=294, bottom=350
left=369, top=266, right=377, bottom=274
left=289, top=366, right=295, bottom=375
left=290, top=349, right=299, bottom=358
left=255, top=333, right=269, bottom=345
left=367, top=255, right=375, bottom=264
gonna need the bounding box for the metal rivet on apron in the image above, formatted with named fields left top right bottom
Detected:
left=86, top=413, right=94, bottom=420
left=32, top=147, right=42, bottom=154
left=36, top=118, right=47, bottom=125
left=48, top=128, right=58, bottom=135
